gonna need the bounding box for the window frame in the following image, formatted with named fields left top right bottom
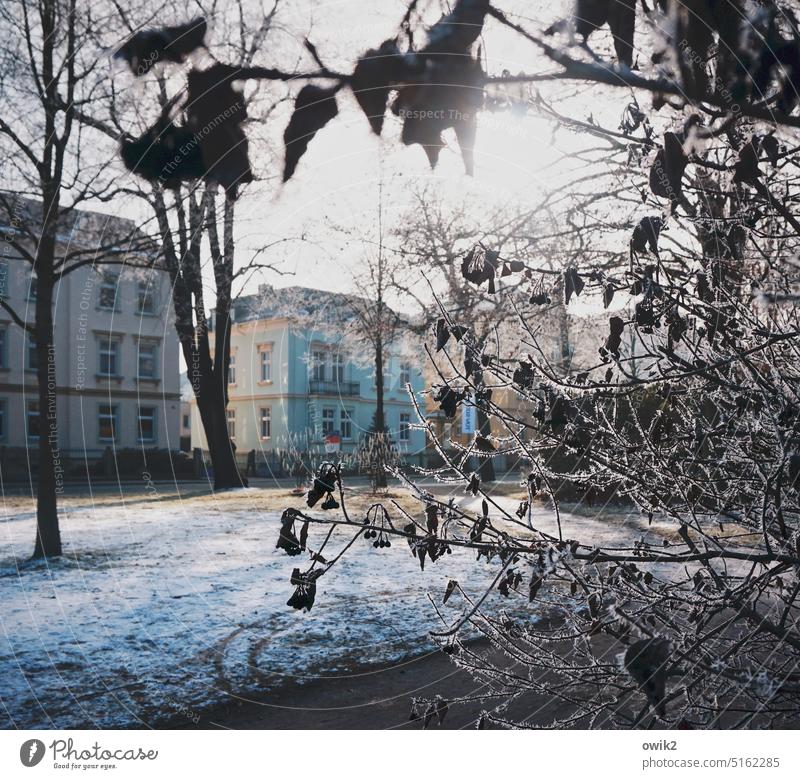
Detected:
left=321, top=406, right=335, bottom=436
left=137, top=406, right=157, bottom=443
left=97, top=272, right=120, bottom=311
left=0, top=326, right=7, bottom=369
left=98, top=404, right=119, bottom=443
left=399, top=412, right=411, bottom=443
left=311, top=349, right=327, bottom=381
left=260, top=406, right=271, bottom=440
left=0, top=260, right=8, bottom=299
left=259, top=347, right=272, bottom=383
left=226, top=408, right=236, bottom=439
left=137, top=340, right=159, bottom=380
left=26, top=332, right=38, bottom=372
left=399, top=362, right=412, bottom=387
left=339, top=407, right=353, bottom=440
left=26, top=400, right=39, bottom=441
left=135, top=279, right=156, bottom=316
left=98, top=337, right=120, bottom=377
left=332, top=352, right=345, bottom=383
left=227, top=351, right=237, bottom=385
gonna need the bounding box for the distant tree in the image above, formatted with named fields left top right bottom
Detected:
left=336, top=182, right=406, bottom=488
left=0, top=0, right=152, bottom=558
left=83, top=0, right=291, bottom=489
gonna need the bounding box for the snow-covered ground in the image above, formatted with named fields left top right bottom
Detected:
left=0, top=489, right=656, bottom=729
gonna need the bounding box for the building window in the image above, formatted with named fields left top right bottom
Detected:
left=340, top=408, right=352, bottom=440
left=98, top=338, right=119, bottom=376
left=27, top=400, right=39, bottom=440
left=332, top=352, right=345, bottom=382
left=0, top=326, right=6, bottom=369
left=137, top=340, right=158, bottom=379
left=27, top=274, right=37, bottom=302
left=0, top=260, right=8, bottom=298
left=399, top=362, right=411, bottom=387
left=311, top=350, right=327, bottom=381
left=400, top=413, right=411, bottom=442
left=98, top=404, right=119, bottom=442
left=136, top=280, right=156, bottom=315
left=322, top=407, right=335, bottom=436
left=26, top=333, right=38, bottom=371
left=98, top=273, right=119, bottom=310
left=0, top=398, right=6, bottom=439
left=183, top=414, right=190, bottom=429
left=259, top=348, right=272, bottom=382
left=137, top=406, right=156, bottom=443
left=260, top=407, right=271, bottom=439
left=228, top=353, right=236, bottom=385
left=227, top=408, right=236, bottom=439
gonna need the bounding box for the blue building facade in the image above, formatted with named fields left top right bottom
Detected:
left=190, top=285, right=427, bottom=470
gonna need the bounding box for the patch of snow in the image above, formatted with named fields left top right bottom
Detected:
left=0, top=493, right=652, bottom=728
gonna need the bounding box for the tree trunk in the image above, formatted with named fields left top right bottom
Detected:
left=373, top=332, right=387, bottom=488
left=197, top=376, right=247, bottom=490
left=32, top=272, right=62, bottom=558
left=157, top=187, right=247, bottom=492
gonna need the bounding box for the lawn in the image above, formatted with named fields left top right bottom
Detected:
left=0, top=485, right=657, bottom=728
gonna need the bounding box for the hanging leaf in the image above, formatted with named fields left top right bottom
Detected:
left=630, top=216, right=662, bottom=255
left=187, top=64, right=253, bottom=196
left=732, top=136, right=761, bottom=184
left=423, top=0, right=491, bottom=55
left=569, top=0, right=609, bottom=42
left=475, top=435, right=495, bottom=452
left=564, top=267, right=585, bottom=303
left=394, top=57, right=484, bottom=174
left=513, top=360, right=536, bottom=389
left=435, top=318, right=451, bottom=351
left=351, top=38, right=407, bottom=135
left=425, top=504, right=440, bottom=535
left=649, top=132, right=687, bottom=211
left=283, top=84, right=340, bottom=182
left=115, top=17, right=207, bottom=75
left=461, top=247, right=499, bottom=292
left=623, top=637, right=671, bottom=716
left=299, top=520, right=310, bottom=550
left=120, top=118, right=205, bottom=188
left=434, top=386, right=464, bottom=419
left=604, top=316, right=625, bottom=358
left=443, top=579, right=458, bottom=604
left=607, top=0, right=636, bottom=67
left=760, top=134, right=780, bottom=167
left=546, top=1, right=636, bottom=66
left=276, top=508, right=303, bottom=556
left=603, top=283, right=615, bottom=309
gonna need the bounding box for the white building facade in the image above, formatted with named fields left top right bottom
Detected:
left=0, top=202, right=180, bottom=471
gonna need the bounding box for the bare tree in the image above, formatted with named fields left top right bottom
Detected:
left=0, top=0, right=153, bottom=557
left=84, top=0, right=294, bottom=488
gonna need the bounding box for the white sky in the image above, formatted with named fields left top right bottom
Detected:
left=83, top=0, right=638, bottom=316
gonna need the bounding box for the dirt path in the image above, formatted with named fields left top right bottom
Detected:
left=178, top=645, right=501, bottom=730
left=176, top=631, right=610, bottom=730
